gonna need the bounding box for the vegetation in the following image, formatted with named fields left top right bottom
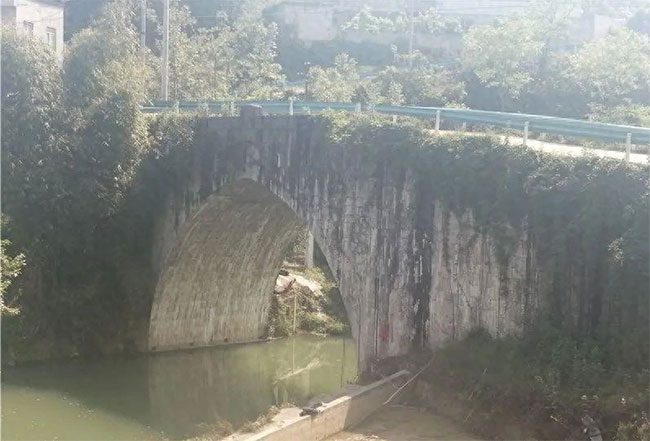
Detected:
left=303, top=1, right=650, bottom=121
left=569, top=29, right=650, bottom=109
left=167, top=1, right=284, bottom=101
left=420, top=329, right=649, bottom=440
left=306, top=53, right=360, bottom=102
left=56, top=0, right=650, bottom=123
left=1, top=227, right=25, bottom=316
left=267, top=231, right=349, bottom=338
left=341, top=6, right=462, bottom=35
left=305, top=49, right=465, bottom=107
left=1, top=7, right=197, bottom=360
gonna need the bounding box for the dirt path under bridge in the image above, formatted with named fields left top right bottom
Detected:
left=326, top=406, right=484, bottom=441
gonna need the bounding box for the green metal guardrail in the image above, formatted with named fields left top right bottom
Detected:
left=141, top=100, right=650, bottom=160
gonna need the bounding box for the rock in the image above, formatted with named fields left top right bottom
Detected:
left=300, top=402, right=323, bottom=416
left=292, top=274, right=322, bottom=297
left=274, top=274, right=295, bottom=293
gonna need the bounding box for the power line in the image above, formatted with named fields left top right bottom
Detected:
left=161, top=0, right=169, bottom=100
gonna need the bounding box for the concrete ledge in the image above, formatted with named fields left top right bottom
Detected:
left=226, top=370, right=410, bottom=441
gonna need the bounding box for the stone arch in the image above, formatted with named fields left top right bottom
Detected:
left=147, top=111, right=422, bottom=371
left=148, top=178, right=307, bottom=351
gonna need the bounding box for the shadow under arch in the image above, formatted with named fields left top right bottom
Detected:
left=148, top=177, right=348, bottom=352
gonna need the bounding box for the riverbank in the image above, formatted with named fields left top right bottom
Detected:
left=326, top=406, right=482, bottom=441
left=267, top=231, right=350, bottom=339
left=369, top=330, right=649, bottom=441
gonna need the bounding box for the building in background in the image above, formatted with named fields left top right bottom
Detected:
left=435, top=0, right=534, bottom=24
left=1, top=0, right=65, bottom=60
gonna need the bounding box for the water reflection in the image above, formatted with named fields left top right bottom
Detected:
left=2, top=335, right=356, bottom=440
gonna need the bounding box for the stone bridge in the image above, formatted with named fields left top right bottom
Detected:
left=146, top=107, right=643, bottom=370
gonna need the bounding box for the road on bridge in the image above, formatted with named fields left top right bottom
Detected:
left=439, top=130, right=648, bottom=165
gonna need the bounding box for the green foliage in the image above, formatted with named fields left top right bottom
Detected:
left=374, top=51, right=466, bottom=106
left=0, top=235, right=25, bottom=316
left=569, top=29, right=650, bottom=107
left=615, top=414, right=650, bottom=441
left=423, top=328, right=649, bottom=439
left=305, top=48, right=465, bottom=107
left=168, top=4, right=229, bottom=101
left=462, top=17, right=546, bottom=109
left=167, top=0, right=284, bottom=101
left=590, top=104, right=650, bottom=126
left=461, top=4, right=650, bottom=116
left=1, top=27, right=66, bottom=248
left=341, top=5, right=395, bottom=34
left=306, top=53, right=360, bottom=102
left=341, top=6, right=461, bottom=35
left=64, top=0, right=153, bottom=109
left=267, top=254, right=350, bottom=338
left=384, top=80, right=405, bottom=105
left=1, top=2, right=203, bottom=359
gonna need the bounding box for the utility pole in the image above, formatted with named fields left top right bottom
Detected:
left=140, top=0, right=146, bottom=59
left=160, top=0, right=170, bottom=101
left=408, top=0, right=415, bottom=69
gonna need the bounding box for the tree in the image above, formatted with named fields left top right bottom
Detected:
left=461, top=0, right=591, bottom=111
left=589, top=104, right=650, bottom=126
left=63, top=0, right=151, bottom=221
left=0, top=27, right=66, bottom=251
left=2, top=0, right=154, bottom=351
left=627, top=7, right=650, bottom=35
left=569, top=29, right=650, bottom=108
left=168, top=3, right=229, bottom=101
left=166, top=1, right=284, bottom=101
left=385, top=81, right=405, bottom=105
left=306, top=53, right=360, bottom=102
left=64, top=0, right=153, bottom=110
left=374, top=50, right=465, bottom=107
left=1, top=227, right=25, bottom=316
left=341, top=6, right=461, bottom=35
left=462, top=17, right=546, bottom=110
left=341, top=5, right=395, bottom=33
left=225, top=14, right=285, bottom=100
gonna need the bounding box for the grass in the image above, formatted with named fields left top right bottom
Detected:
left=415, top=329, right=650, bottom=440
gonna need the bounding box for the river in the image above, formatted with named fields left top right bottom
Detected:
left=1, top=335, right=357, bottom=441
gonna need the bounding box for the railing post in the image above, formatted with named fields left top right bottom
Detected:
left=392, top=115, right=397, bottom=123
left=625, top=132, right=632, bottom=163
left=229, top=101, right=235, bottom=117
left=435, top=110, right=441, bottom=133
left=523, top=121, right=529, bottom=147
left=461, top=122, right=467, bottom=132
left=288, top=98, right=294, bottom=116
left=355, top=102, right=362, bottom=113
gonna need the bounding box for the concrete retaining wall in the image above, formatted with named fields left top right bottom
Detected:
left=226, top=370, right=410, bottom=441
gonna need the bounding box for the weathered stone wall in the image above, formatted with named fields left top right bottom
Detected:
left=149, top=180, right=302, bottom=350
left=149, top=109, right=541, bottom=369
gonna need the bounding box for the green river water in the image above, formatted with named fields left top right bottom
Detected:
left=1, top=335, right=357, bottom=441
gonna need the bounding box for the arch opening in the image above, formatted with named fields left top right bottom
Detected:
left=148, top=178, right=351, bottom=352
